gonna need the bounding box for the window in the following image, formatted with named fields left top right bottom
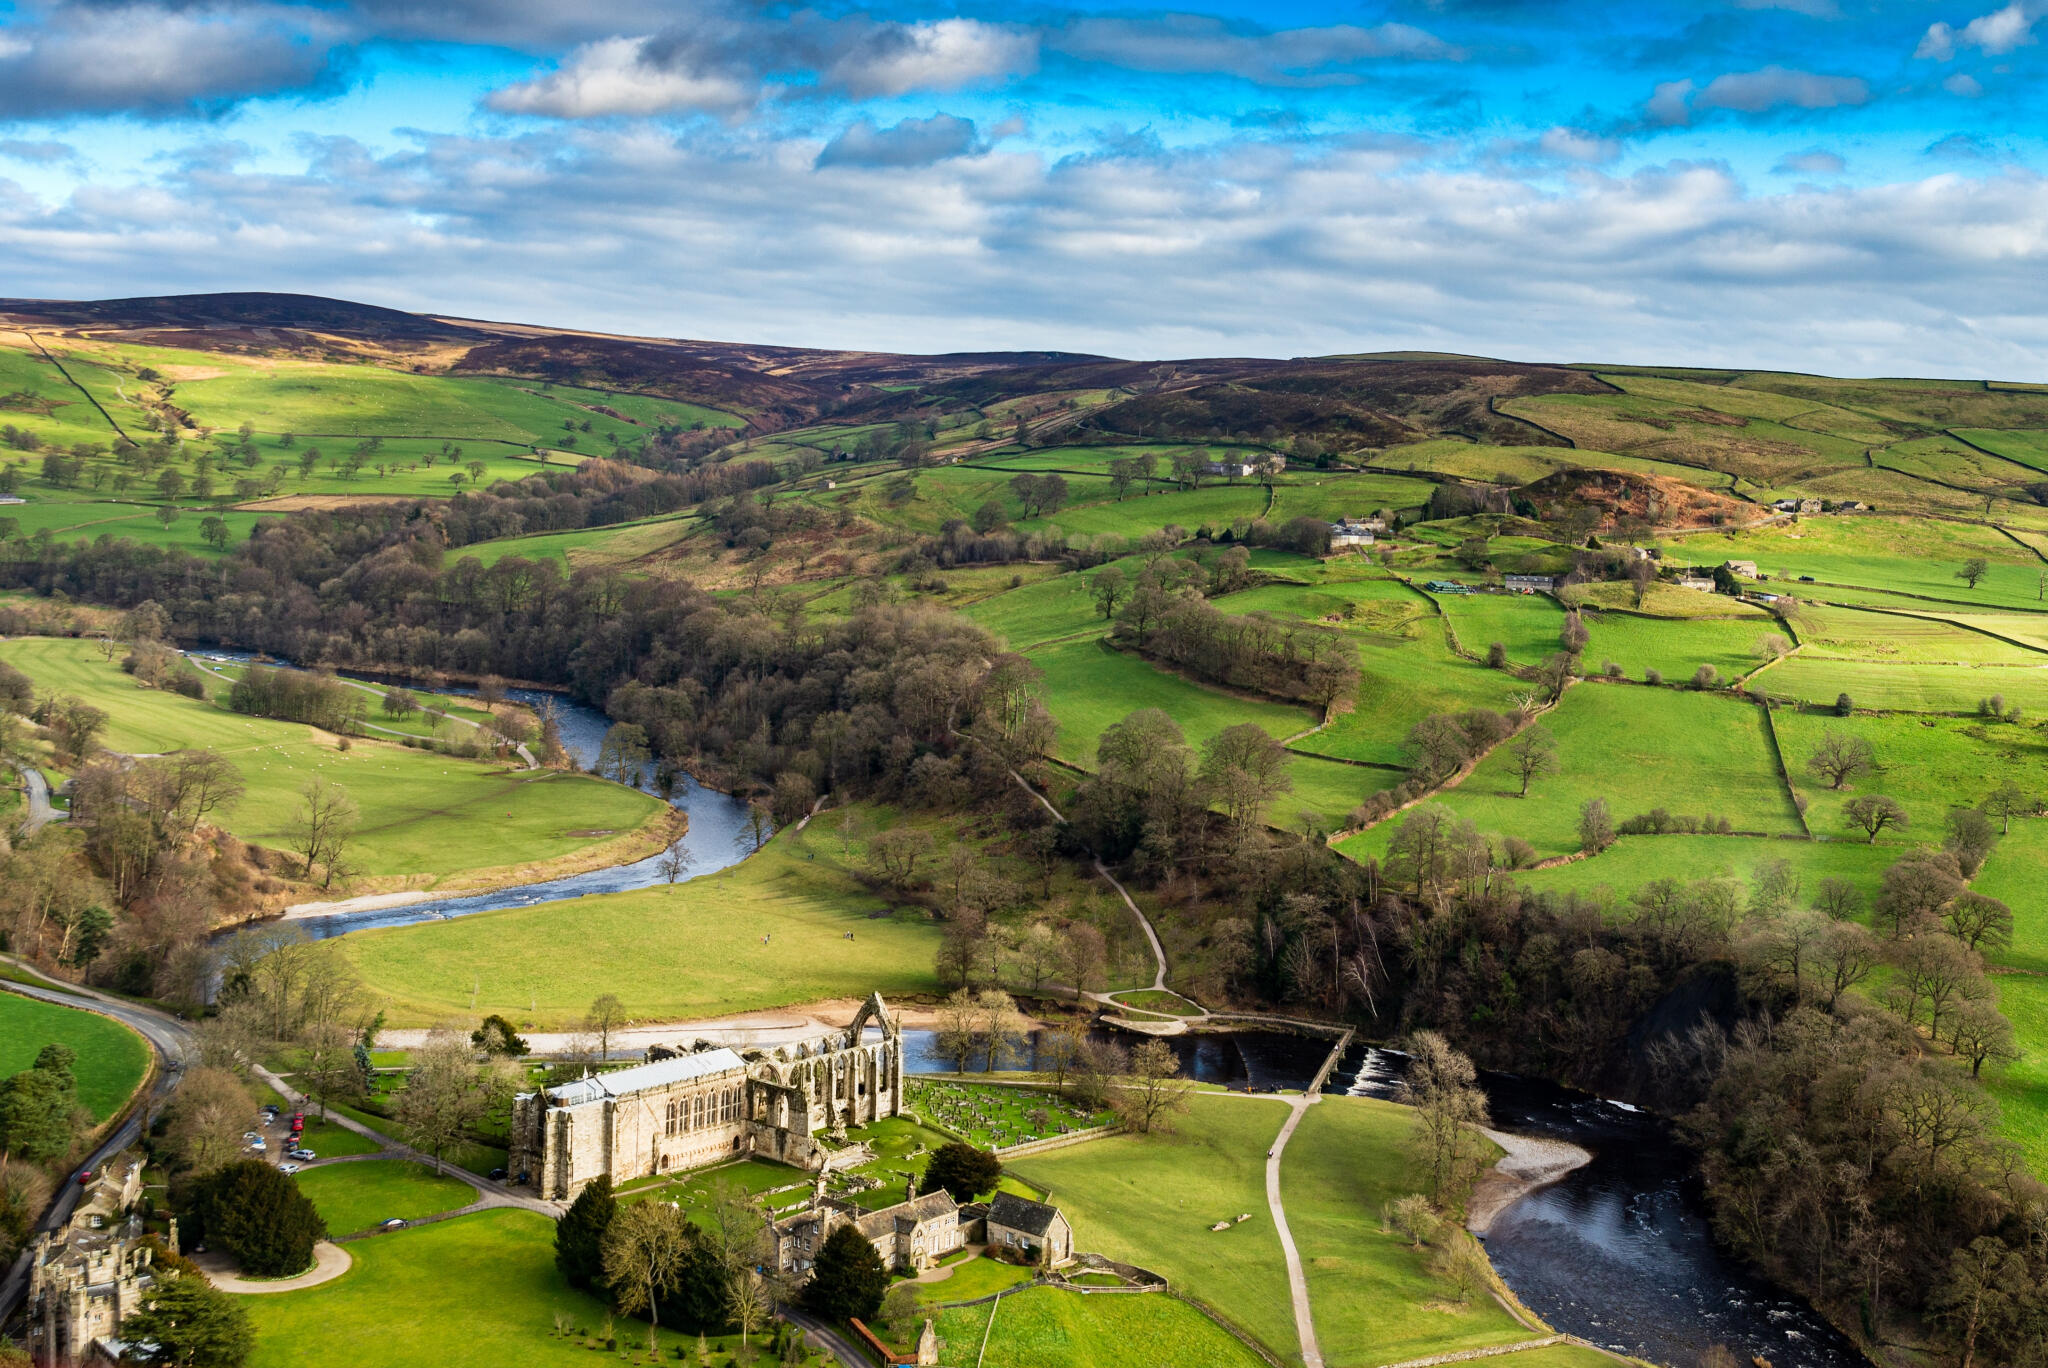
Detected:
left=693, top=1094, right=706, bottom=1130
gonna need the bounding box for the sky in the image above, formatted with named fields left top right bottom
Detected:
left=2, top=1, right=2047, bottom=375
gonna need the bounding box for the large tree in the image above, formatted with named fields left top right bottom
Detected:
left=1804, top=729, right=1875, bottom=790
left=118, top=1273, right=255, bottom=1368
left=603, top=1199, right=695, bottom=1331
left=919, top=1143, right=1003, bottom=1203
left=1396, top=1031, right=1491, bottom=1210
left=554, top=1174, right=617, bottom=1294
left=804, top=1224, right=889, bottom=1323
left=188, top=1160, right=326, bottom=1278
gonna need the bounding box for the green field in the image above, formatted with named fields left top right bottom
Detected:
left=292, top=1160, right=476, bottom=1236
left=1007, top=1094, right=1295, bottom=1357
left=1341, top=683, right=1802, bottom=862
left=0, top=990, right=151, bottom=1121
left=1765, top=656, right=2048, bottom=713
left=0, top=488, right=266, bottom=557
left=1772, top=709, right=2042, bottom=846
left=1436, top=592, right=1563, bottom=666
left=338, top=825, right=942, bottom=1026
left=454, top=512, right=700, bottom=570
left=1511, top=833, right=1900, bottom=905
left=1663, top=518, right=2044, bottom=610
left=1029, top=637, right=1317, bottom=765
left=931, top=1285, right=1268, bottom=1368
left=1285, top=1096, right=1529, bottom=1367
left=0, top=637, right=666, bottom=881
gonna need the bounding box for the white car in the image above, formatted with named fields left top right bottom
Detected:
left=289, top=1148, right=316, bottom=1161
left=380, top=1218, right=406, bottom=1230
left=248, top=1139, right=267, bottom=1152
left=243, top=1131, right=262, bottom=1142
left=278, top=1163, right=301, bottom=1175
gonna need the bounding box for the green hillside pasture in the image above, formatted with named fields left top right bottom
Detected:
left=231, top=435, right=589, bottom=500
left=1370, top=439, right=1740, bottom=491
left=1265, top=474, right=1435, bottom=523
left=338, top=830, right=942, bottom=1027
left=829, top=465, right=1120, bottom=536
left=1285, top=1096, right=1529, bottom=1368
left=1309, top=629, right=1529, bottom=768
left=1028, top=637, right=1316, bottom=764
left=1792, top=467, right=2048, bottom=530
left=0, top=638, right=664, bottom=880
left=1875, top=436, right=2041, bottom=493
left=1007, top=1094, right=1296, bottom=1358
left=1214, top=576, right=1425, bottom=630
left=1499, top=392, right=1869, bottom=483
left=236, top=1208, right=626, bottom=1368
left=1970, top=822, right=2048, bottom=973
left=1662, top=517, right=2044, bottom=609
left=1340, top=685, right=1801, bottom=862
left=1983, top=973, right=2048, bottom=1177
left=1940, top=612, right=2048, bottom=653
left=1025, top=484, right=1269, bottom=541
left=0, top=491, right=263, bottom=557
left=1771, top=709, right=2042, bottom=847
left=1764, top=657, right=2048, bottom=714
left=1726, top=375, right=2048, bottom=429
left=1597, top=373, right=1897, bottom=445
left=170, top=363, right=709, bottom=449
left=0, top=340, right=122, bottom=449
left=947, top=1286, right=1269, bottom=1368
left=1951, top=429, right=2048, bottom=475
left=972, top=442, right=1264, bottom=472
left=1582, top=612, right=1772, bottom=682
left=963, top=564, right=1121, bottom=649
left=1563, top=582, right=1770, bottom=619
left=1511, top=834, right=1898, bottom=907
left=292, top=1160, right=475, bottom=1236
left=455, top=513, right=698, bottom=570
left=1793, top=606, right=2042, bottom=664
left=1437, top=592, right=1563, bottom=666
left=0, top=991, right=151, bottom=1121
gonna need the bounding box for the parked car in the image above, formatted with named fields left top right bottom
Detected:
left=248, top=1139, right=267, bottom=1152
left=488, top=1168, right=507, bottom=1181
left=278, top=1163, right=301, bottom=1175
left=243, top=1132, right=262, bottom=1143
left=289, top=1148, right=316, bottom=1161
left=77, top=1169, right=93, bottom=1186
left=380, top=1218, right=406, bottom=1229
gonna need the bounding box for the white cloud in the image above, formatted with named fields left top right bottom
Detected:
left=1695, top=66, right=1870, bottom=114
left=1536, top=127, right=1620, bottom=163
left=1773, top=149, right=1846, bottom=175
left=10, top=127, right=2048, bottom=379
left=1945, top=72, right=1986, bottom=95
left=1917, top=3, right=2040, bottom=60
left=487, top=37, right=756, bottom=117
left=825, top=20, right=1036, bottom=99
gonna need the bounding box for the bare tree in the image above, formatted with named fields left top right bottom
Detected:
left=1397, top=1031, right=1491, bottom=1209
left=1813, top=920, right=1878, bottom=1012
left=163, top=1065, right=256, bottom=1174
left=602, top=1200, right=693, bottom=1331
left=397, top=1029, right=517, bottom=1173
left=293, top=775, right=359, bottom=888
left=658, top=839, right=693, bottom=884
left=1957, top=557, right=1990, bottom=590
left=1844, top=794, right=1908, bottom=843
left=1118, top=1038, right=1194, bottom=1134
left=1983, top=781, right=2032, bottom=835
left=1506, top=724, right=1558, bottom=797
left=586, top=993, right=626, bottom=1064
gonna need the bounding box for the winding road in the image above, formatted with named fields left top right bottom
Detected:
left=11, top=762, right=58, bottom=835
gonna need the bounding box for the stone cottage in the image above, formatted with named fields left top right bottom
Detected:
left=773, top=1175, right=965, bottom=1275
left=984, top=1192, right=1073, bottom=1266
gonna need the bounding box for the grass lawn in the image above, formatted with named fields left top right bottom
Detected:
left=940, top=1285, right=1268, bottom=1368
left=1342, top=684, right=1802, bottom=863
left=1024, top=485, right=1271, bottom=541
left=236, top=1207, right=804, bottom=1368
left=619, top=1157, right=814, bottom=1220
left=963, top=572, right=1116, bottom=650
left=338, top=825, right=942, bottom=1026
left=1771, top=709, right=2042, bottom=847
left=1437, top=593, right=1564, bottom=666
left=1028, top=637, right=1316, bottom=766
left=1109, top=990, right=1203, bottom=1016
left=457, top=513, right=701, bottom=571
left=1285, top=1096, right=1529, bottom=1368
left=1511, top=833, right=1899, bottom=906
left=0, top=637, right=666, bottom=882
left=1581, top=611, right=1775, bottom=683
left=1763, top=656, right=2048, bottom=714
left=1007, top=1094, right=1296, bottom=1358
left=916, top=1254, right=1036, bottom=1306
left=0, top=990, right=150, bottom=1121
left=291, top=1160, right=475, bottom=1236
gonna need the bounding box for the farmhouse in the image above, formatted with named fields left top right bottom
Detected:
left=1424, top=580, right=1474, bottom=594
left=509, top=993, right=905, bottom=1199
left=1329, top=518, right=1377, bottom=547
left=1503, top=574, right=1555, bottom=593
left=1676, top=576, right=1716, bottom=592
left=1721, top=560, right=1760, bottom=578
left=985, top=1192, right=1074, bottom=1266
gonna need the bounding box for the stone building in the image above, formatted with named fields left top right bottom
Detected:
left=772, top=1174, right=964, bottom=1275
left=510, top=992, right=904, bottom=1200
left=985, top=1192, right=1073, bottom=1266
left=25, top=1153, right=157, bottom=1367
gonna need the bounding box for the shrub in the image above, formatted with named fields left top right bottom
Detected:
left=1691, top=664, right=1720, bottom=690
left=1485, top=642, right=1508, bottom=670
left=1835, top=692, right=1853, bottom=716
left=1502, top=836, right=1537, bottom=869
left=1644, top=668, right=1663, bottom=686
left=1602, top=661, right=1622, bottom=678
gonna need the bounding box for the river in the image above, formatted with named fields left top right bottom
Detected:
left=1331, top=1043, right=1866, bottom=1368
left=192, top=653, right=757, bottom=939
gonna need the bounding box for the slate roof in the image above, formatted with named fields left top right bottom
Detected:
left=542, top=1048, right=746, bottom=1106
left=852, top=1191, right=957, bottom=1240
left=986, top=1192, right=1063, bottom=1237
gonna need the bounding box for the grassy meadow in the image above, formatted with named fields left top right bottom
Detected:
left=0, top=990, right=151, bottom=1120
left=292, top=1160, right=476, bottom=1236
left=0, top=637, right=666, bottom=882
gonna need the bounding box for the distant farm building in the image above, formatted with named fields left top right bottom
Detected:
left=1425, top=580, right=1474, bottom=594
left=1329, top=518, right=1377, bottom=547
left=985, top=1193, right=1074, bottom=1266
left=1503, top=574, right=1555, bottom=593
left=1677, top=576, right=1716, bottom=592
left=1722, top=560, right=1760, bottom=578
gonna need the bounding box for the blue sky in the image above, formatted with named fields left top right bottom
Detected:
left=2, top=0, right=2047, bottom=374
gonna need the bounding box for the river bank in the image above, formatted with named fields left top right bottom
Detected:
left=1468, top=1128, right=1592, bottom=1236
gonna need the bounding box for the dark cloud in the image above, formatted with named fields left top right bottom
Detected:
left=816, top=113, right=982, bottom=168
left=1050, top=15, right=1459, bottom=85
left=0, top=139, right=81, bottom=163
